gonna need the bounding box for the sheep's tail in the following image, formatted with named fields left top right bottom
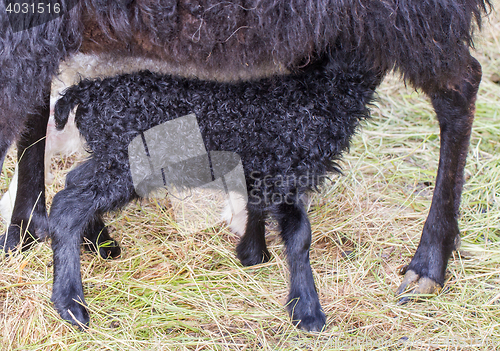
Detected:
left=53, top=79, right=95, bottom=130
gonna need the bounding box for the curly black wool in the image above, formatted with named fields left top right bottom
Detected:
left=55, top=57, right=380, bottom=205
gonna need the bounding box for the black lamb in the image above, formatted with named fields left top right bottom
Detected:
left=51, top=54, right=382, bottom=331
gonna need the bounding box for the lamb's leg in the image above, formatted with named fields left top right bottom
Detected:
left=63, top=164, right=121, bottom=259
left=0, top=89, right=50, bottom=252
left=397, top=55, right=482, bottom=302
left=50, top=185, right=94, bottom=327
left=273, top=200, right=325, bottom=332
left=236, top=206, right=270, bottom=266
left=50, top=160, right=134, bottom=327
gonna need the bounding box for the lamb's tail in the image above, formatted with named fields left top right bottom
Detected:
left=53, top=79, right=97, bottom=130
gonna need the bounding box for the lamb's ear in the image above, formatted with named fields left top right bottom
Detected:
left=53, top=89, right=78, bottom=130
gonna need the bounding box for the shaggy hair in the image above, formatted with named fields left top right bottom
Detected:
left=0, top=1, right=80, bottom=129
left=0, top=0, right=490, bottom=125
left=102, top=1, right=489, bottom=93
left=81, top=0, right=488, bottom=86
left=50, top=55, right=381, bottom=331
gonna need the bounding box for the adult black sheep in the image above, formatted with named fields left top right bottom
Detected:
left=0, top=0, right=491, bottom=331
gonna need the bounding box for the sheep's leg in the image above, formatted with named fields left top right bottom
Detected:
left=397, top=56, right=482, bottom=302
left=0, top=93, right=118, bottom=257
left=274, top=201, right=325, bottom=332
left=236, top=206, right=270, bottom=266
left=0, top=90, right=50, bottom=252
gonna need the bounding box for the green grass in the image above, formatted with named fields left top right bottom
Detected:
left=1, top=5, right=500, bottom=350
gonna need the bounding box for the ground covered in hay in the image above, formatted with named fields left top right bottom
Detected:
left=1, top=4, right=499, bottom=350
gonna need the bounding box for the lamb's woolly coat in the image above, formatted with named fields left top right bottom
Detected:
left=54, top=56, right=380, bottom=208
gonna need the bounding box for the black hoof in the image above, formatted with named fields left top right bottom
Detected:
left=83, top=235, right=121, bottom=259
left=83, top=219, right=121, bottom=259
left=97, top=239, right=121, bottom=259
left=288, top=297, right=326, bottom=332
left=53, top=296, right=90, bottom=330
left=237, top=246, right=270, bottom=267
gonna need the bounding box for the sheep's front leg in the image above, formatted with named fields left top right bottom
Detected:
left=397, top=56, right=482, bottom=302
left=274, top=201, right=325, bottom=331
left=0, top=88, right=50, bottom=252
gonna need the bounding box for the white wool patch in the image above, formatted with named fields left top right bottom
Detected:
left=0, top=165, right=17, bottom=224
left=221, top=192, right=248, bottom=237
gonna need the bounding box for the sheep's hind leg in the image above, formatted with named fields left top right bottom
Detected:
left=236, top=206, right=270, bottom=266
left=273, top=200, right=325, bottom=332
left=0, top=88, right=50, bottom=253
left=397, top=56, right=482, bottom=302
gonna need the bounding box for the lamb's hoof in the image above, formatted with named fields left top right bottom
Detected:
left=238, top=249, right=271, bottom=267
left=97, top=240, right=121, bottom=259
left=55, top=299, right=90, bottom=330
left=83, top=225, right=121, bottom=259
left=288, top=299, right=326, bottom=332
left=84, top=238, right=121, bottom=259
left=396, top=268, right=442, bottom=305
